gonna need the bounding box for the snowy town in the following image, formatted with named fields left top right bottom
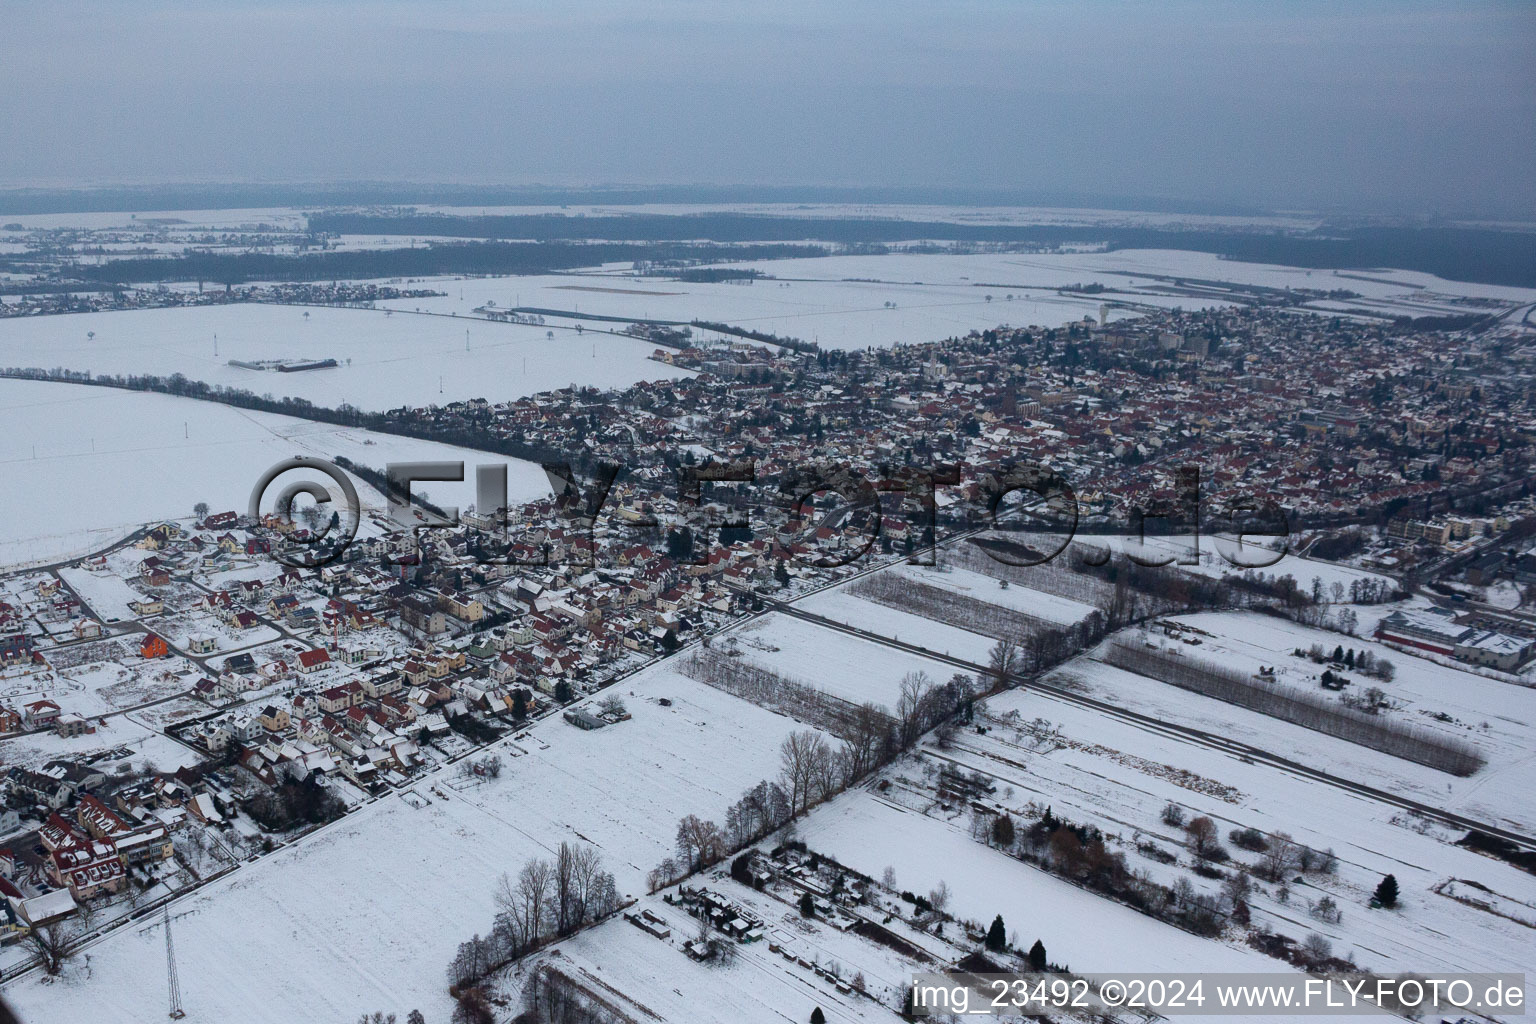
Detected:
left=2, top=3, right=1536, bottom=1019
left=0, top=272, right=1531, bottom=1021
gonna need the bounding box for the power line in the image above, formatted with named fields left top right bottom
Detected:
left=165, top=906, right=185, bottom=1019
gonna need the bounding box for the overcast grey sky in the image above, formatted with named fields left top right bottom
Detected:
left=5, top=0, right=1533, bottom=215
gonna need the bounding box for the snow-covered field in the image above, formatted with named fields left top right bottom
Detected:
left=726, top=612, right=971, bottom=710
left=858, top=687, right=1536, bottom=1009
left=799, top=587, right=999, bottom=664
left=0, top=377, right=551, bottom=566
left=890, top=562, right=1099, bottom=623
left=0, top=302, right=690, bottom=411
left=1114, top=611, right=1536, bottom=822
left=1, top=666, right=833, bottom=1024
left=716, top=250, right=1536, bottom=316
left=373, top=271, right=1162, bottom=351
left=802, top=789, right=1281, bottom=977
left=1059, top=646, right=1536, bottom=836
left=780, top=567, right=1536, bottom=833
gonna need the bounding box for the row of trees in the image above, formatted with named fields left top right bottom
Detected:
left=1298, top=643, right=1397, bottom=682
left=1105, top=640, right=1484, bottom=775
left=519, top=963, right=634, bottom=1024
left=649, top=673, right=977, bottom=892
left=681, top=649, right=880, bottom=738
left=981, top=805, right=1232, bottom=938
left=446, top=842, right=620, bottom=994
left=649, top=729, right=849, bottom=890
left=853, top=574, right=1110, bottom=678
left=851, top=573, right=1064, bottom=645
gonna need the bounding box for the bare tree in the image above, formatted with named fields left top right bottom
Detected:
left=1185, top=816, right=1221, bottom=861
left=498, top=858, right=554, bottom=952
left=927, top=880, right=951, bottom=915
left=988, top=639, right=1021, bottom=689
left=568, top=844, right=603, bottom=929
left=897, top=671, right=931, bottom=748
left=841, top=702, right=892, bottom=778
left=779, top=730, right=831, bottom=814
left=27, top=922, right=75, bottom=975
left=675, top=814, right=724, bottom=869
left=1048, top=827, right=1084, bottom=875
left=452, top=987, right=494, bottom=1024
left=1259, top=831, right=1300, bottom=882
left=554, top=842, right=582, bottom=934
left=1221, top=868, right=1252, bottom=906
left=809, top=737, right=839, bottom=803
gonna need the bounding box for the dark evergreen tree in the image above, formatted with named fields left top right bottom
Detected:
left=1027, top=939, right=1048, bottom=971
left=1373, top=873, right=1399, bottom=908
left=799, top=892, right=815, bottom=917
left=665, top=526, right=694, bottom=561
left=986, top=914, right=1007, bottom=952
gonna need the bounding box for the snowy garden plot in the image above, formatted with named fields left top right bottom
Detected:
left=922, top=690, right=1536, bottom=999
left=61, top=652, right=195, bottom=716
left=0, top=712, right=200, bottom=773
left=520, top=880, right=927, bottom=1024
left=849, top=567, right=1093, bottom=644
left=797, top=587, right=1000, bottom=665
left=1157, top=611, right=1536, bottom=759
left=1, top=633, right=193, bottom=718
left=794, top=787, right=1358, bottom=1024
left=0, top=377, right=550, bottom=567
left=727, top=613, right=972, bottom=710
left=130, top=695, right=214, bottom=733
left=149, top=606, right=280, bottom=654
left=1, top=667, right=835, bottom=1024
left=1054, top=650, right=1536, bottom=835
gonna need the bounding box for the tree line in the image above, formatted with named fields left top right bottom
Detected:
left=1104, top=640, right=1485, bottom=775
left=445, top=841, right=621, bottom=1010
left=650, top=669, right=977, bottom=891
left=70, top=239, right=826, bottom=287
